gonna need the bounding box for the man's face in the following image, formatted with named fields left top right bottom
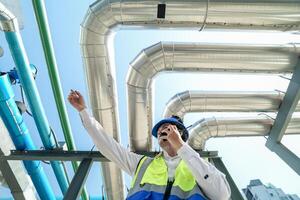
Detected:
left=157, top=123, right=173, bottom=149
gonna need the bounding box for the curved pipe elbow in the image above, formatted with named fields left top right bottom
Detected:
left=0, top=2, right=19, bottom=32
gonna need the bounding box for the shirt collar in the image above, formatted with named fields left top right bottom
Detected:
left=162, top=150, right=179, bottom=160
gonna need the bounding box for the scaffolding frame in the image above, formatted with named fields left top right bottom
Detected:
left=0, top=149, right=244, bottom=200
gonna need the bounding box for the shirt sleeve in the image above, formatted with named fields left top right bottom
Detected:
left=79, top=108, right=143, bottom=176
left=177, top=143, right=231, bottom=200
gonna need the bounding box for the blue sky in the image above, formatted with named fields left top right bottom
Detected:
left=0, top=0, right=300, bottom=199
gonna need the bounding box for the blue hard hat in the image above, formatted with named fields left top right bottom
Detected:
left=152, top=116, right=189, bottom=141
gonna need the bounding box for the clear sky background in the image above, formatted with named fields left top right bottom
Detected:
left=0, top=0, right=300, bottom=199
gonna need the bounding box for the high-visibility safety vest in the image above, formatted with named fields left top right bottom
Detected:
left=127, top=155, right=207, bottom=200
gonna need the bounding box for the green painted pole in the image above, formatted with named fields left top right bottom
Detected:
left=31, top=0, right=89, bottom=199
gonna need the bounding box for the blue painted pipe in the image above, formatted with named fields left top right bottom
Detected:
left=0, top=74, right=55, bottom=200
left=4, top=31, right=69, bottom=194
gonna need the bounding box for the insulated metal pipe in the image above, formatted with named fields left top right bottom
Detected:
left=127, top=42, right=300, bottom=151
left=81, top=0, right=300, bottom=198
left=0, top=74, right=55, bottom=200
left=188, top=116, right=300, bottom=150
left=31, top=0, right=89, bottom=199
left=163, top=90, right=300, bottom=118
left=0, top=2, right=18, bottom=32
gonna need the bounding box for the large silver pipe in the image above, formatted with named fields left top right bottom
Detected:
left=127, top=42, right=300, bottom=151
left=188, top=116, right=300, bottom=150
left=163, top=90, right=300, bottom=118
left=81, top=1, right=300, bottom=197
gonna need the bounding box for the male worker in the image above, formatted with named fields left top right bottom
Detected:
left=68, top=90, right=231, bottom=200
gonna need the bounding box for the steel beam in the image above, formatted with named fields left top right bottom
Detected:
left=0, top=150, right=218, bottom=162
left=4, top=150, right=110, bottom=162
left=63, top=159, right=93, bottom=200
left=266, top=59, right=300, bottom=147
left=265, top=59, right=300, bottom=176
left=269, top=143, right=300, bottom=176
left=210, top=157, right=245, bottom=200
left=1, top=150, right=237, bottom=199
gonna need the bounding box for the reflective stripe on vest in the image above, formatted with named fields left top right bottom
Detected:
left=127, top=155, right=207, bottom=200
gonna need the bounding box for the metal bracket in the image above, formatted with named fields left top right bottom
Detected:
left=266, top=58, right=300, bottom=176
left=210, top=157, right=244, bottom=200
left=63, top=159, right=93, bottom=200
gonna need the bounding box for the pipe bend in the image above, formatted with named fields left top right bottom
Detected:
left=188, top=116, right=299, bottom=150
left=163, top=90, right=191, bottom=118
left=0, top=2, right=18, bottom=32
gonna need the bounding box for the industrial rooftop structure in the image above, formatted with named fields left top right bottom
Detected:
left=0, top=0, right=299, bottom=199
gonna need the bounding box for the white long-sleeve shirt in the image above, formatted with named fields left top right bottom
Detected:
left=79, top=109, right=231, bottom=200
